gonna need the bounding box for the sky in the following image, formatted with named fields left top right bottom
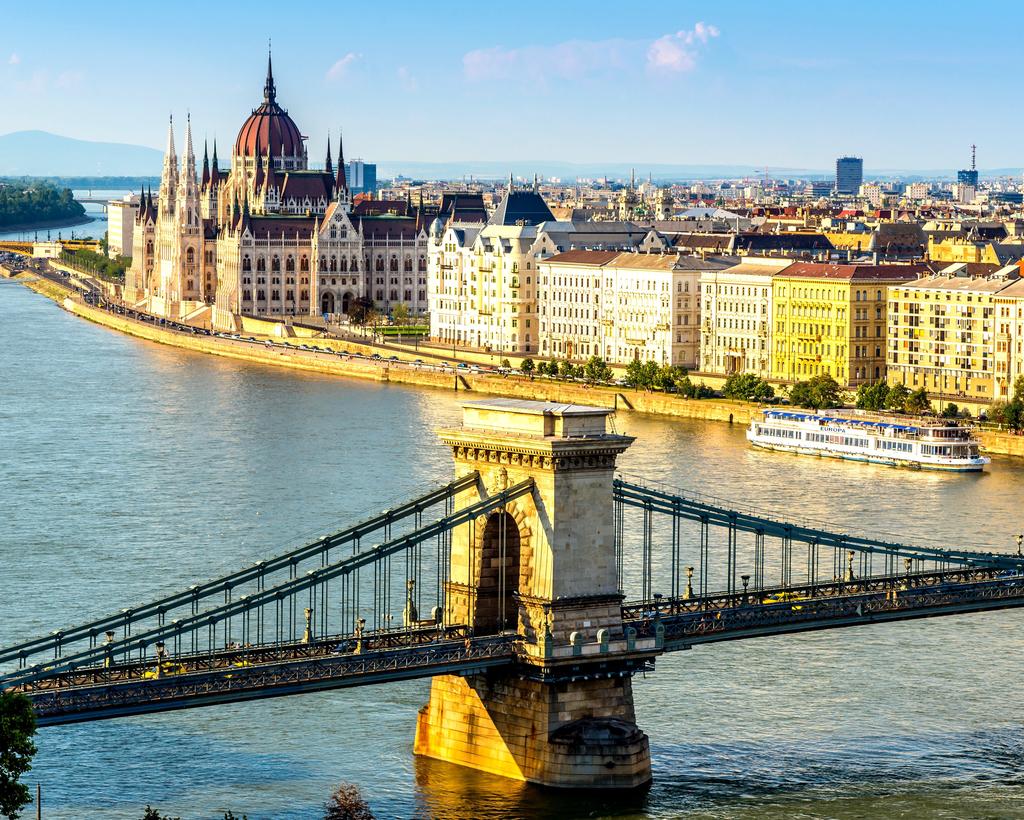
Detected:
left=1, top=0, right=1021, bottom=171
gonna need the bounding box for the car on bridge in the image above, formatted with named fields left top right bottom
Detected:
left=762, top=591, right=808, bottom=610
left=142, top=661, right=187, bottom=680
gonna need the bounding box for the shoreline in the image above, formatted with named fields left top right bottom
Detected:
left=7, top=266, right=1024, bottom=459
left=0, top=213, right=95, bottom=236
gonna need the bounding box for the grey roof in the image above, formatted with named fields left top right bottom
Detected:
left=489, top=190, right=555, bottom=227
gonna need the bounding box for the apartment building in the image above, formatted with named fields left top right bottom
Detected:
left=887, top=263, right=1022, bottom=402
left=771, top=263, right=923, bottom=386
left=699, top=257, right=793, bottom=377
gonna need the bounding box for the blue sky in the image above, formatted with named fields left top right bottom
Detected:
left=1, top=0, right=1020, bottom=170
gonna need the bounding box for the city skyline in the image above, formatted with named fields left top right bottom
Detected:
left=0, top=0, right=1018, bottom=169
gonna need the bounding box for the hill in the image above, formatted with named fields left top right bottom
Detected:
left=0, top=131, right=163, bottom=176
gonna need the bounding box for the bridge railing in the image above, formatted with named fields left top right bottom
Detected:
left=0, top=473, right=480, bottom=673
left=613, top=476, right=1023, bottom=608
left=1, top=478, right=535, bottom=689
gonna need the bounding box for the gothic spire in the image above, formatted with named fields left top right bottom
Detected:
left=160, top=115, right=178, bottom=201
left=335, top=131, right=348, bottom=196
left=264, top=42, right=276, bottom=103
left=181, top=112, right=196, bottom=184
left=325, top=133, right=333, bottom=176
left=201, top=140, right=210, bottom=188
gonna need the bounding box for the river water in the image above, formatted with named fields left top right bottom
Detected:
left=4, top=281, right=1024, bottom=819
left=0, top=189, right=132, bottom=243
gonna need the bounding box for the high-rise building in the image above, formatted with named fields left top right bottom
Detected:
left=835, top=156, right=863, bottom=195
left=348, top=160, right=377, bottom=195
left=957, top=144, right=979, bottom=188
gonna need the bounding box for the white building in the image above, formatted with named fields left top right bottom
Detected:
left=699, top=257, right=793, bottom=377
left=427, top=185, right=643, bottom=355
left=536, top=251, right=732, bottom=368
left=107, top=194, right=139, bottom=258
left=904, top=182, right=929, bottom=201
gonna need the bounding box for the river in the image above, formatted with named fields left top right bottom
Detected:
left=4, top=281, right=1024, bottom=819
left=0, top=189, right=133, bottom=243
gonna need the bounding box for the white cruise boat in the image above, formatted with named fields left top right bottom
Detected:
left=747, top=409, right=989, bottom=471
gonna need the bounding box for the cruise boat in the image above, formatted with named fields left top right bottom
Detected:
left=746, top=409, right=989, bottom=471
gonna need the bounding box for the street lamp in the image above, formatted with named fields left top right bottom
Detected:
left=1016, top=533, right=1023, bottom=558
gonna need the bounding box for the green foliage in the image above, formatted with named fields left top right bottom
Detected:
left=324, top=783, right=375, bottom=820
left=59, top=248, right=127, bottom=282
left=500, top=358, right=512, bottom=370
left=347, top=298, right=375, bottom=326
left=854, top=380, right=890, bottom=411
left=0, top=181, right=85, bottom=229
left=583, top=356, right=613, bottom=384
left=520, top=358, right=535, bottom=375
left=941, top=403, right=960, bottom=419
left=885, top=383, right=911, bottom=412
left=723, top=372, right=775, bottom=402
left=677, top=376, right=714, bottom=399
left=558, top=359, right=578, bottom=379
left=390, top=303, right=409, bottom=325
left=905, top=387, right=931, bottom=415
left=141, top=809, right=180, bottom=820
left=0, top=692, right=37, bottom=820
left=624, top=360, right=659, bottom=389
left=788, top=374, right=843, bottom=409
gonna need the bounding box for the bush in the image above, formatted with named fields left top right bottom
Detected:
left=324, top=783, right=374, bottom=820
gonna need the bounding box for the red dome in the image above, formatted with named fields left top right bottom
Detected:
left=233, top=54, right=303, bottom=159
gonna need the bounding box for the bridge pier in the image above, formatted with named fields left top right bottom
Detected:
left=414, top=399, right=653, bottom=789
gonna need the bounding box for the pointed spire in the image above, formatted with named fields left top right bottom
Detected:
left=264, top=146, right=277, bottom=195
left=165, top=114, right=176, bottom=160
left=211, top=139, right=219, bottom=173
left=181, top=112, right=196, bottom=186
left=325, top=133, right=333, bottom=176
left=335, top=131, right=348, bottom=197
left=507, top=171, right=514, bottom=194
left=264, top=40, right=276, bottom=102
left=201, top=140, right=210, bottom=187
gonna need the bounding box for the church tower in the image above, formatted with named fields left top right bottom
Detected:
left=173, top=114, right=203, bottom=304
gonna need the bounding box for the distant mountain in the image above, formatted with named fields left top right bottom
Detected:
left=0, top=131, right=163, bottom=176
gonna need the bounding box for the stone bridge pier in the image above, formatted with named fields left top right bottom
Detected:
left=414, top=399, right=655, bottom=789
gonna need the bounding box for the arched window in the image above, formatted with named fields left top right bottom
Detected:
left=376, top=257, right=384, bottom=271
left=242, top=290, right=251, bottom=302
left=257, top=257, right=266, bottom=272
left=271, top=256, right=280, bottom=272
left=242, top=256, right=252, bottom=272
left=329, top=256, right=337, bottom=272
left=320, top=255, right=327, bottom=270
left=286, top=256, right=295, bottom=272
left=351, top=257, right=359, bottom=271
left=404, top=258, right=412, bottom=272
left=418, top=257, right=426, bottom=271
left=390, top=257, right=398, bottom=272
left=340, top=257, right=348, bottom=272
left=256, top=289, right=266, bottom=301
left=300, top=256, right=309, bottom=272
left=186, top=248, right=194, bottom=265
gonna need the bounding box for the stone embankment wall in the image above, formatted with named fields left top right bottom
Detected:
left=6, top=264, right=1024, bottom=459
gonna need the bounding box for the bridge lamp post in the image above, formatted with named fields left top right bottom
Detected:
left=740, top=575, right=750, bottom=606
left=1016, top=533, right=1023, bottom=558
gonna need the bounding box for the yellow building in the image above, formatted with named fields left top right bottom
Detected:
left=772, top=263, right=923, bottom=387
left=887, top=264, right=1023, bottom=403
left=927, top=234, right=1016, bottom=265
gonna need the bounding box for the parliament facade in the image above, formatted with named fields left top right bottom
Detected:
left=125, top=55, right=435, bottom=330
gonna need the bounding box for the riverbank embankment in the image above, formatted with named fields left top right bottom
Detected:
left=6, top=263, right=1023, bottom=458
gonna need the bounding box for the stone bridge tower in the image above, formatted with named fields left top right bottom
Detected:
left=414, top=399, right=656, bottom=788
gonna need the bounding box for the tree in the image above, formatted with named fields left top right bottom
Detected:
left=583, top=356, right=613, bottom=384
left=941, top=402, right=960, bottom=419
left=391, top=303, right=409, bottom=326
left=723, top=372, right=775, bottom=402
left=558, top=359, right=577, bottom=379
left=788, top=374, right=842, bottom=410
left=324, top=783, right=374, bottom=820
left=520, top=358, right=535, bottom=377
left=905, top=387, right=930, bottom=416
left=624, top=360, right=659, bottom=389
left=346, top=297, right=374, bottom=326
left=855, top=380, right=890, bottom=411
left=885, top=383, right=911, bottom=412
left=0, top=692, right=37, bottom=820
left=1014, top=375, right=1024, bottom=401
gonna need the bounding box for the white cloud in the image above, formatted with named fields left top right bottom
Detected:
left=646, top=22, right=719, bottom=74
left=463, top=39, right=629, bottom=84
left=326, top=52, right=361, bottom=82
left=397, top=66, right=418, bottom=92
left=54, top=70, right=83, bottom=89
left=8, top=53, right=20, bottom=65
left=463, top=25, right=719, bottom=84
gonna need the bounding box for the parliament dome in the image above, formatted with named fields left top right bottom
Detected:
left=234, top=54, right=304, bottom=160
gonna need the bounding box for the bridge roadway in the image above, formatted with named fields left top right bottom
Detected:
left=16, top=566, right=1024, bottom=726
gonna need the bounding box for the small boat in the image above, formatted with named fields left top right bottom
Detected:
left=746, top=408, right=989, bottom=472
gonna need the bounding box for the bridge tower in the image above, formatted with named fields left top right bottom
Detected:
left=414, top=399, right=654, bottom=788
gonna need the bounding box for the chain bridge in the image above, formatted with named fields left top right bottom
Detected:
left=3, top=398, right=1023, bottom=788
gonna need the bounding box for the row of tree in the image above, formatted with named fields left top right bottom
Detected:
left=0, top=181, right=85, bottom=228
left=60, top=248, right=129, bottom=282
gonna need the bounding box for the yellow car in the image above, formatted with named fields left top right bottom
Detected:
left=762, top=591, right=807, bottom=610
left=142, top=661, right=187, bottom=680
left=224, top=660, right=253, bottom=680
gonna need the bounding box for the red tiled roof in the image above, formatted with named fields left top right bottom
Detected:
left=780, top=262, right=927, bottom=281
left=543, top=250, right=621, bottom=265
